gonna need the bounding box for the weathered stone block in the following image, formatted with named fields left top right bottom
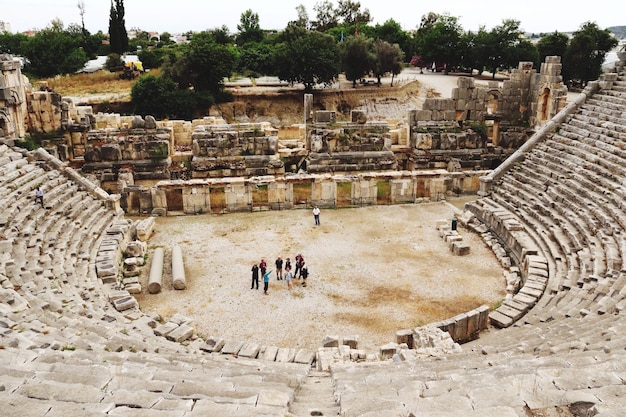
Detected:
left=166, top=324, right=194, bottom=342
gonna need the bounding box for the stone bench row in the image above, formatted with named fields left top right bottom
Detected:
left=331, top=333, right=626, bottom=417
left=547, top=136, right=626, bottom=201
left=528, top=149, right=626, bottom=272
left=586, top=96, right=626, bottom=113
left=200, top=335, right=317, bottom=367
left=583, top=97, right=626, bottom=114
left=492, top=167, right=616, bottom=316
left=464, top=198, right=550, bottom=328
left=0, top=346, right=308, bottom=417
left=526, top=146, right=625, bottom=246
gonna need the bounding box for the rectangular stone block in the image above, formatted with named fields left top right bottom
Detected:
left=154, top=321, right=178, bottom=337
left=294, top=349, right=315, bottom=365
left=262, top=345, right=278, bottom=361
left=275, top=348, right=296, bottom=363
left=453, top=242, right=470, bottom=255
left=221, top=340, right=244, bottom=355
left=342, top=335, right=359, bottom=349
left=489, top=310, right=514, bottom=328
left=166, top=324, right=193, bottom=342
left=200, top=337, right=224, bottom=353
left=238, top=343, right=260, bottom=358
left=395, top=329, right=414, bottom=348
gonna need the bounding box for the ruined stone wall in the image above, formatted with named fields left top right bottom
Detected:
left=190, top=121, right=285, bottom=178
left=0, top=54, right=29, bottom=139
left=121, top=169, right=488, bottom=215
left=528, top=56, right=568, bottom=126
left=80, top=126, right=172, bottom=182
left=412, top=56, right=567, bottom=129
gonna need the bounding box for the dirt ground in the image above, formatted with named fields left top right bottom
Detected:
left=134, top=197, right=506, bottom=352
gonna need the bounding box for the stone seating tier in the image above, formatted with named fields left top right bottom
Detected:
left=3, top=71, right=626, bottom=416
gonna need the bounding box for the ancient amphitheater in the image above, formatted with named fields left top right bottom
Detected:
left=1, top=51, right=626, bottom=416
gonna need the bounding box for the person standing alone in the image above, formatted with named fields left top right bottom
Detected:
left=313, top=205, right=321, bottom=225
left=251, top=264, right=259, bottom=290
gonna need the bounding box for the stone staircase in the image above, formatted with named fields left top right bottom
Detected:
left=289, top=371, right=341, bottom=417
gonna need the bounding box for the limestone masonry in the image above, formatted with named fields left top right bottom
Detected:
left=0, top=52, right=626, bottom=416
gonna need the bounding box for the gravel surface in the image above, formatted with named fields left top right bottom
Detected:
left=135, top=199, right=506, bottom=352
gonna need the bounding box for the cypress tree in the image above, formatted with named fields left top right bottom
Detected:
left=108, top=0, right=128, bottom=54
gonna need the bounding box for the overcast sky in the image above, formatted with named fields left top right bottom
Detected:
left=3, top=0, right=622, bottom=35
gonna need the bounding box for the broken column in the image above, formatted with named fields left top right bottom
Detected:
left=172, top=244, right=187, bottom=290
left=148, top=247, right=164, bottom=294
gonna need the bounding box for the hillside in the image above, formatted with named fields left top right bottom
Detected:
left=608, top=25, right=626, bottom=39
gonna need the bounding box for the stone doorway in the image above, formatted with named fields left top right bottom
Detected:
left=165, top=188, right=183, bottom=212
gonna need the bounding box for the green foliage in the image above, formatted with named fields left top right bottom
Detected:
left=373, top=19, right=412, bottom=60
left=149, top=142, right=169, bottom=160
left=537, top=31, right=569, bottom=63
left=237, top=42, right=276, bottom=76
left=468, top=122, right=488, bottom=141
left=275, top=30, right=340, bottom=91
left=0, top=32, right=29, bottom=55
left=340, top=35, right=375, bottom=85
left=14, top=135, right=41, bottom=151
left=161, top=32, right=236, bottom=94
left=418, top=14, right=463, bottom=73
left=563, top=22, right=618, bottom=83
left=105, top=53, right=124, bottom=71
left=237, top=9, right=264, bottom=45
left=108, top=0, right=129, bottom=54
left=22, top=25, right=89, bottom=77
left=372, top=39, right=404, bottom=85
left=131, top=74, right=213, bottom=120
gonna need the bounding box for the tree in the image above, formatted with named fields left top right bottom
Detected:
left=237, top=42, right=276, bottom=77
left=340, top=35, right=375, bottom=87
left=158, top=31, right=173, bottom=46
left=469, top=19, right=531, bottom=78
left=237, top=9, right=264, bottom=45
left=108, top=0, right=128, bottom=54
left=0, top=32, right=29, bottom=55
left=131, top=74, right=202, bottom=120
left=537, top=31, right=569, bottom=63
left=490, top=20, right=529, bottom=75
left=373, top=19, right=411, bottom=60
left=22, top=22, right=88, bottom=77
left=419, top=14, right=463, bottom=74
left=209, top=26, right=234, bottom=45
left=563, top=22, right=617, bottom=83
left=335, top=0, right=371, bottom=26
left=162, top=32, right=236, bottom=96
left=292, top=4, right=310, bottom=29
left=372, top=39, right=403, bottom=86
left=312, top=0, right=338, bottom=32
left=274, top=30, right=339, bottom=91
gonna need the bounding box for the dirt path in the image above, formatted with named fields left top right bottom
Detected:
left=134, top=199, right=506, bottom=352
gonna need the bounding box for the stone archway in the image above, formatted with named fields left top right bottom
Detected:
left=0, top=111, right=12, bottom=138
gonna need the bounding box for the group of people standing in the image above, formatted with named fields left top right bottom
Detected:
left=251, top=254, right=308, bottom=294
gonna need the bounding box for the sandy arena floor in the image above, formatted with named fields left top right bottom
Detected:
left=134, top=199, right=506, bottom=352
